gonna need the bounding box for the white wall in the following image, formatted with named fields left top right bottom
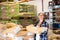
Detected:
left=44, top=0, right=52, bottom=12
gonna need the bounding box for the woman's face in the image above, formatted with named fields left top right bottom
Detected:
left=38, top=13, right=44, bottom=20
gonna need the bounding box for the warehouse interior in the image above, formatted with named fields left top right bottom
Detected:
left=0, top=0, right=60, bottom=40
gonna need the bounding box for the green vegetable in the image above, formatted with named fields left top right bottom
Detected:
left=15, top=4, right=19, bottom=14
left=28, top=19, right=33, bottom=24
left=11, top=19, right=18, bottom=24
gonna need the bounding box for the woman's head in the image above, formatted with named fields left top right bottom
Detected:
left=38, top=12, right=46, bottom=20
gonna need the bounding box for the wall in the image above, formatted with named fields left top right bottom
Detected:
left=44, top=0, right=52, bottom=12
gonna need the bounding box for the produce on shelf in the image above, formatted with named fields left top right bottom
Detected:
left=19, top=4, right=35, bottom=17
left=0, top=2, right=36, bottom=19
left=28, top=19, right=34, bottom=24
left=11, top=19, right=18, bottom=24
left=0, top=2, right=19, bottom=19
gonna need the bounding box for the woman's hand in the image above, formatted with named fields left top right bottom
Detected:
left=37, top=20, right=43, bottom=27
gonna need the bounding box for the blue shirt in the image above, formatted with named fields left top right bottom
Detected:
left=34, top=20, right=49, bottom=40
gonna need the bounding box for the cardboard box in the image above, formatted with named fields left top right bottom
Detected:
left=16, top=30, right=34, bottom=40
left=2, top=25, right=21, bottom=34
left=26, top=24, right=38, bottom=33
left=26, top=24, right=47, bottom=34
left=0, top=24, right=7, bottom=33
left=16, top=31, right=27, bottom=36
left=2, top=24, right=22, bottom=39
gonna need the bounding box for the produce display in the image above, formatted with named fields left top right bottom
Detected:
left=0, top=2, right=36, bottom=27
left=0, top=2, right=19, bottom=19
left=19, top=4, right=36, bottom=17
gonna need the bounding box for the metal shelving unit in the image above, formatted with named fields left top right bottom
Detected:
left=48, top=1, right=60, bottom=30
left=49, top=1, right=60, bottom=23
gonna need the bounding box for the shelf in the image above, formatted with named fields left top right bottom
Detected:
left=53, top=10, right=60, bottom=12
left=54, top=5, right=60, bottom=9
left=49, top=16, right=60, bottom=18
left=11, top=16, right=36, bottom=20
left=53, top=22, right=60, bottom=23
left=0, top=18, right=11, bottom=21
left=53, top=16, right=60, bottom=18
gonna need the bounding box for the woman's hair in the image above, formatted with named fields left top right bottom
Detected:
left=38, top=12, right=47, bottom=19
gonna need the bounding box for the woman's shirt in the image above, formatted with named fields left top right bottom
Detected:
left=34, top=20, right=49, bottom=40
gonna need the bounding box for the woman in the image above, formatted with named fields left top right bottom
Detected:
left=34, top=12, right=49, bottom=40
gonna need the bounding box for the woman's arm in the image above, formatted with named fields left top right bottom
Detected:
left=36, top=22, right=49, bottom=34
